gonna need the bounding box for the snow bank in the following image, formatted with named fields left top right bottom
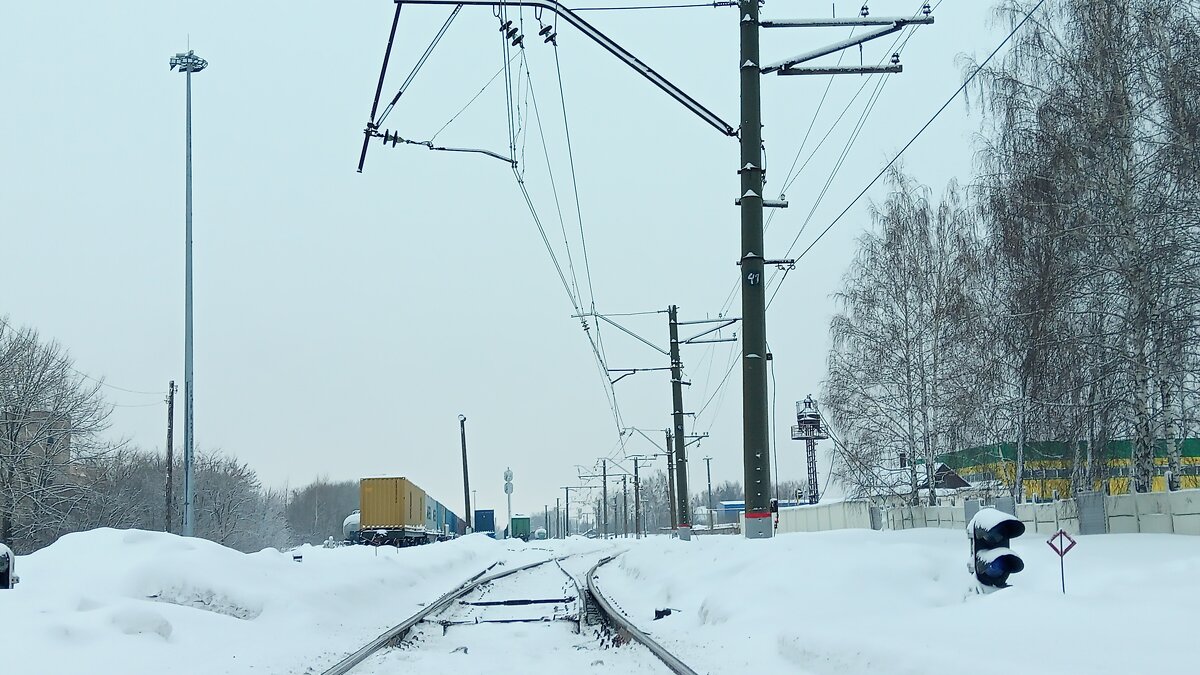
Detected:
left=1, top=529, right=507, bottom=675
left=595, top=529, right=1200, bottom=675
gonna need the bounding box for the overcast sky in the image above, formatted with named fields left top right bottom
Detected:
left=2, top=0, right=1000, bottom=521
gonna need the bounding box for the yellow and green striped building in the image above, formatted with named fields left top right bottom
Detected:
left=937, top=438, right=1200, bottom=498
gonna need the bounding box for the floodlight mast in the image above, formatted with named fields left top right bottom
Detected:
left=169, top=49, right=206, bottom=538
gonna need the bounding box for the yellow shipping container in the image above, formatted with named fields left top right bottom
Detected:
left=360, top=477, right=426, bottom=531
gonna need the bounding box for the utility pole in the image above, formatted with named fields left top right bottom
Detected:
left=704, top=455, right=714, bottom=530
left=563, top=487, right=570, bottom=537
left=366, top=0, right=935, bottom=541
left=664, top=430, right=678, bottom=532
left=668, top=305, right=693, bottom=540
left=601, top=459, right=608, bottom=539
left=164, top=381, right=176, bottom=533
left=504, top=467, right=513, bottom=539
left=555, top=497, right=560, bottom=539
left=170, top=49, right=206, bottom=539
left=459, top=415, right=472, bottom=531
left=737, top=0, right=773, bottom=539
left=633, top=457, right=642, bottom=538
left=621, top=475, right=629, bottom=538
left=544, top=504, right=549, bottom=538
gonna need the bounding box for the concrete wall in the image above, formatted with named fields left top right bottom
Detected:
left=768, top=489, right=1200, bottom=537
left=1105, top=490, right=1200, bottom=535
left=773, top=500, right=873, bottom=534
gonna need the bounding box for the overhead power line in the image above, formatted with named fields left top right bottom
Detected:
left=768, top=0, right=1050, bottom=306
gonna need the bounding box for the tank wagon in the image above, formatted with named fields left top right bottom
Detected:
left=348, top=477, right=468, bottom=547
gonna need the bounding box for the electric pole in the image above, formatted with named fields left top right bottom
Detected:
left=601, top=459, right=608, bottom=539
left=555, top=497, right=560, bottom=539
left=664, top=430, right=678, bottom=532
left=632, top=458, right=642, bottom=538
left=504, top=467, right=513, bottom=539
left=170, top=49, right=206, bottom=539
left=621, top=475, right=629, bottom=538
left=704, top=455, right=714, bottom=529
left=668, top=305, right=692, bottom=540
left=459, top=415, right=472, bottom=531
left=737, top=0, right=773, bottom=539
left=164, top=381, right=176, bottom=533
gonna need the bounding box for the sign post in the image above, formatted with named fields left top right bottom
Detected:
left=503, top=468, right=514, bottom=540
left=1046, top=529, right=1077, bottom=594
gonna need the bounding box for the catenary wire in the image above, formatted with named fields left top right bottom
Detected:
left=767, top=0, right=1047, bottom=306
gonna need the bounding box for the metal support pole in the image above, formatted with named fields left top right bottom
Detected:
left=633, top=460, right=642, bottom=538
left=622, top=475, right=629, bottom=538
left=601, top=459, right=608, bottom=539
left=555, top=498, right=560, bottom=539
left=164, top=381, right=175, bottom=533
left=459, top=415, right=472, bottom=531
left=668, top=305, right=692, bottom=540
left=168, top=50, right=207, bottom=539
left=564, top=487, right=571, bottom=537
left=505, top=467, right=513, bottom=540
left=665, top=431, right=678, bottom=532
left=704, top=455, right=713, bottom=530
left=739, top=0, right=772, bottom=539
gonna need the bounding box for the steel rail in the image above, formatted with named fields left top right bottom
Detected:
left=586, top=554, right=702, bottom=675
left=320, top=557, right=561, bottom=675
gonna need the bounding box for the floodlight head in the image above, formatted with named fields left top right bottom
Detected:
left=169, top=50, right=208, bottom=73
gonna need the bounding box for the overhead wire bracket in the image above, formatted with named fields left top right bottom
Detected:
left=389, top=0, right=736, bottom=137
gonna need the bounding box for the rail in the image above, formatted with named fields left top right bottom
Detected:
left=586, top=554, right=702, bottom=675
left=320, top=557, right=558, bottom=675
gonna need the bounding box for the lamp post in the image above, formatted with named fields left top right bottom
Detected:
left=169, top=49, right=207, bottom=538
left=459, top=414, right=472, bottom=531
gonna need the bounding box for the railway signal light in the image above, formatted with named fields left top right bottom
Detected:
left=1, top=543, right=18, bottom=589
left=968, top=507, right=1025, bottom=589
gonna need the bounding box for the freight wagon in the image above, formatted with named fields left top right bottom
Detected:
left=350, top=477, right=466, bottom=547
left=510, top=514, right=531, bottom=542
left=474, top=509, right=496, bottom=538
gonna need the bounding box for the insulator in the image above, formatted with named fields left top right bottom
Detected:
left=922, top=2, right=932, bottom=15
left=512, top=35, right=524, bottom=48
left=891, top=52, right=900, bottom=65
left=499, top=20, right=512, bottom=32
left=544, top=32, right=557, bottom=44
left=539, top=24, right=552, bottom=36
left=860, top=3, right=869, bottom=17
left=507, top=27, right=519, bottom=39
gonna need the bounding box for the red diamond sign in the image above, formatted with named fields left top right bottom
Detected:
left=1047, top=529, right=1076, bottom=558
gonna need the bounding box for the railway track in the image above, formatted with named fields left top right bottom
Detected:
left=319, top=551, right=701, bottom=675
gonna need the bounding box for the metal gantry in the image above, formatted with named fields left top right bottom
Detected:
left=791, top=395, right=829, bottom=505
left=364, top=0, right=934, bottom=540
left=169, top=49, right=207, bottom=538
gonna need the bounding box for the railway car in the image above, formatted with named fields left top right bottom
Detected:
left=510, top=515, right=531, bottom=542
left=424, top=495, right=440, bottom=543
left=475, top=509, right=496, bottom=538
left=348, top=476, right=472, bottom=547
left=359, top=477, right=427, bottom=547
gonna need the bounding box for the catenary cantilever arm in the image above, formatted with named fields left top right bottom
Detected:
left=393, top=0, right=736, bottom=137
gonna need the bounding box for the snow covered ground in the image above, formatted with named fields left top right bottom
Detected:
left=0, top=529, right=599, bottom=675
left=594, top=528, right=1200, bottom=675
left=6, top=527, right=1197, bottom=674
